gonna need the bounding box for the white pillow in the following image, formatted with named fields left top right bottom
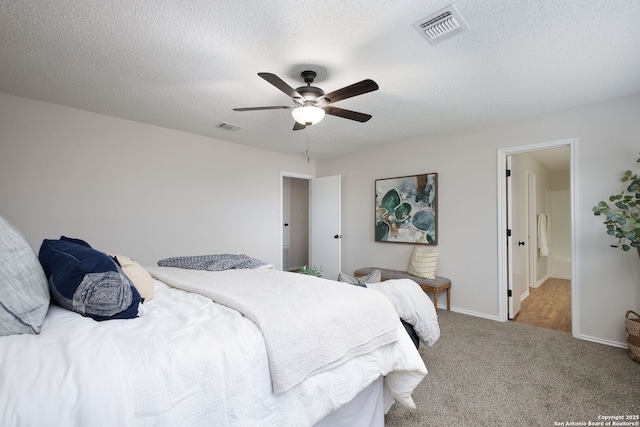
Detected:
left=110, top=253, right=154, bottom=302
left=407, top=247, right=439, bottom=279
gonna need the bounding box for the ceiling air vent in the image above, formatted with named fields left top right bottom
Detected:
left=218, top=122, right=242, bottom=131
left=413, top=4, right=469, bottom=45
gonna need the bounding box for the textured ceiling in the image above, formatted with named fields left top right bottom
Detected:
left=1, top=0, right=639, bottom=159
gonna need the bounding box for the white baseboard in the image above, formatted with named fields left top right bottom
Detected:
left=578, top=334, right=627, bottom=349
left=534, top=274, right=550, bottom=288
left=445, top=309, right=628, bottom=349
left=447, top=307, right=501, bottom=322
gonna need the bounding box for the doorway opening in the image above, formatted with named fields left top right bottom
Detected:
left=497, top=138, right=578, bottom=337
left=281, top=173, right=343, bottom=279
left=282, top=174, right=311, bottom=272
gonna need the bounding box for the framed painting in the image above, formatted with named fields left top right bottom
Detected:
left=375, top=173, right=438, bottom=244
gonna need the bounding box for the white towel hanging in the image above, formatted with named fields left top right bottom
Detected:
left=537, top=214, right=549, bottom=256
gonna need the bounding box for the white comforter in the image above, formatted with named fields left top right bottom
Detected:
left=147, top=266, right=401, bottom=394
left=0, top=278, right=428, bottom=427
left=367, top=278, right=441, bottom=346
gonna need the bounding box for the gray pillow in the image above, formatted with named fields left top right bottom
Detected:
left=0, top=215, right=50, bottom=336
left=337, top=269, right=382, bottom=287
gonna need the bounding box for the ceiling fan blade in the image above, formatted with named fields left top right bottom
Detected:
left=233, top=106, right=293, bottom=111
left=324, top=106, right=372, bottom=122
left=322, top=79, right=379, bottom=104
left=258, top=72, right=304, bottom=102
left=293, top=122, right=307, bottom=131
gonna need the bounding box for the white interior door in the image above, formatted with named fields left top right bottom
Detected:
left=506, top=155, right=521, bottom=318
left=527, top=173, right=537, bottom=289
left=310, top=175, right=341, bottom=280
left=508, top=155, right=530, bottom=319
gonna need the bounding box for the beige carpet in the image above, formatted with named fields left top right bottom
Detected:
left=385, top=310, right=640, bottom=426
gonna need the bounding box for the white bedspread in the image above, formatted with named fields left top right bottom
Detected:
left=146, top=266, right=401, bottom=394
left=0, top=306, right=129, bottom=427
left=0, top=278, right=428, bottom=426
left=366, top=278, right=441, bottom=346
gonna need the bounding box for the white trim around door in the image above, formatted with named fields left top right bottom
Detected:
left=496, top=138, right=579, bottom=338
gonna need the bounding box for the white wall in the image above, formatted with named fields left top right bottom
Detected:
left=548, top=170, right=572, bottom=279
left=3, top=91, right=640, bottom=347
left=0, top=93, right=315, bottom=267
left=317, top=93, right=640, bottom=346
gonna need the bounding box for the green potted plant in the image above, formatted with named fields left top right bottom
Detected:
left=592, top=154, right=640, bottom=252
left=592, top=152, right=640, bottom=363
left=297, top=265, right=323, bottom=277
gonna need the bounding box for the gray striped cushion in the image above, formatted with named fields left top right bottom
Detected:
left=0, top=216, right=50, bottom=336
left=407, top=246, right=439, bottom=279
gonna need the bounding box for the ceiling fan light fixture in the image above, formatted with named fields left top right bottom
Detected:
left=234, top=71, right=378, bottom=130
left=292, top=105, right=325, bottom=125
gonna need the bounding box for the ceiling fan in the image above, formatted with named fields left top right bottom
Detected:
left=233, top=71, right=379, bottom=130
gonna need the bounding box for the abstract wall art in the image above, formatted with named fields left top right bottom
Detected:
left=375, top=173, right=438, bottom=244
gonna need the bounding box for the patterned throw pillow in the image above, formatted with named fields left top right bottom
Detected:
left=39, top=237, right=141, bottom=321
left=0, top=216, right=50, bottom=336
left=407, top=247, right=439, bottom=279
left=110, top=253, right=154, bottom=302
left=337, top=269, right=382, bottom=287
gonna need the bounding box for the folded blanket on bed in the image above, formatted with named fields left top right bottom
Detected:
left=366, top=279, right=440, bottom=347
left=146, top=267, right=401, bottom=395
left=157, top=254, right=272, bottom=271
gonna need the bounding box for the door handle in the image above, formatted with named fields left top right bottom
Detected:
left=334, top=235, right=341, bottom=239
left=518, top=241, right=525, bottom=246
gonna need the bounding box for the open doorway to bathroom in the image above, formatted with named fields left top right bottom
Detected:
left=498, top=138, right=577, bottom=336
left=513, top=148, right=571, bottom=332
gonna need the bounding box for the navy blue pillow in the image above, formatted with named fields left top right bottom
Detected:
left=59, top=235, right=91, bottom=247
left=38, top=237, right=141, bottom=321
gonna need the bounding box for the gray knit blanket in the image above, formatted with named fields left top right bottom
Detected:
left=157, top=254, right=272, bottom=271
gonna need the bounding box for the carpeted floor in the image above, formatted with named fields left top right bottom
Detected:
left=385, top=310, right=640, bottom=426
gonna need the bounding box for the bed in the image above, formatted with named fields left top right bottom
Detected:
left=0, top=216, right=439, bottom=426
